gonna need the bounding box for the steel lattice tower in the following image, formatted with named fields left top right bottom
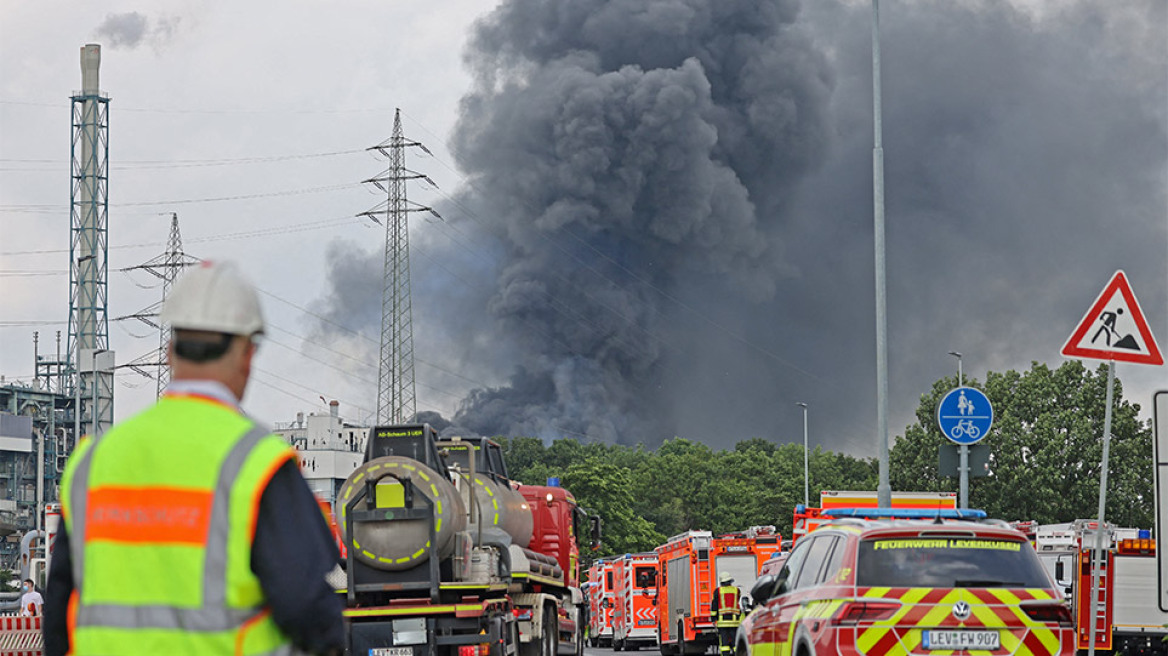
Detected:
left=68, top=44, right=113, bottom=436
left=359, top=109, right=437, bottom=425
left=119, top=213, right=199, bottom=397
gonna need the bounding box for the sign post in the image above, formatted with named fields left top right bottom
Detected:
left=1155, top=392, right=1168, bottom=612
left=937, top=387, right=992, bottom=509
left=1060, top=270, right=1162, bottom=656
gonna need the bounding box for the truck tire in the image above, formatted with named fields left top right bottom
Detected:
left=677, top=623, right=687, bottom=656
left=615, top=638, right=624, bottom=652
left=575, top=609, right=584, bottom=656
left=543, top=606, right=557, bottom=656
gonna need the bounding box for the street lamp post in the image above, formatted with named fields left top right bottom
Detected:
left=948, top=351, right=968, bottom=508
left=797, top=402, right=809, bottom=508
left=872, top=0, right=891, bottom=509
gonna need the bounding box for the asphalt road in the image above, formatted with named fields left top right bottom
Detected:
left=584, top=645, right=676, bottom=656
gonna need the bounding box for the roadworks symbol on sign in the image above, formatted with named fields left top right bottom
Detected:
left=1061, top=270, right=1163, bottom=365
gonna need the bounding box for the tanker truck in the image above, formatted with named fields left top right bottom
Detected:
left=336, top=424, right=600, bottom=656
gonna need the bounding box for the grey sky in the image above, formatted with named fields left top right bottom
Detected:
left=1, top=0, right=1164, bottom=457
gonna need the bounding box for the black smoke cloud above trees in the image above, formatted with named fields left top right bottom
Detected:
left=312, top=0, right=1165, bottom=451
left=441, top=0, right=834, bottom=442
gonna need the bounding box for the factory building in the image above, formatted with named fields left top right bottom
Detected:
left=273, top=400, right=368, bottom=505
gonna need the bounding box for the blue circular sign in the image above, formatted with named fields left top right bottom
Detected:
left=936, top=387, right=993, bottom=445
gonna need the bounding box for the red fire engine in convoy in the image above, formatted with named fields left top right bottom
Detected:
left=587, top=559, right=615, bottom=647
left=791, top=490, right=958, bottom=544
left=654, top=527, right=781, bottom=655
left=1035, top=520, right=1168, bottom=654
left=610, top=553, right=658, bottom=651
left=336, top=424, right=600, bottom=656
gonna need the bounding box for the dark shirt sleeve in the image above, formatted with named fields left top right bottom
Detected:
left=251, top=460, right=345, bottom=655
left=43, top=521, right=73, bottom=656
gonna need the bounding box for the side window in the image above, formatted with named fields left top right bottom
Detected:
left=606, top=571, right=614, bottom=590
left=792, top=536, right=834, bottom=590
left=820, top=537, right=847, bottom=585
left=773, top=538, right=814, bottom=597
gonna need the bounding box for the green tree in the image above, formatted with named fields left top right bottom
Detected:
left=890, top=361, right=1153, bottom=527
left=561, top=458, right=664, bottom=556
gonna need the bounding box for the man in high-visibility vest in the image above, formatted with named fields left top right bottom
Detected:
left=709, top=572, right=742, bottom=655
left=43, top=261, right=344, bottom=655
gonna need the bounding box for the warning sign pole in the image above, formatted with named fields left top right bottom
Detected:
left=1087, top=360, right=1115, bottom=656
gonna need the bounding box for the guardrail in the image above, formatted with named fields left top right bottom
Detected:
left=0, top=614, right=43, bottom=656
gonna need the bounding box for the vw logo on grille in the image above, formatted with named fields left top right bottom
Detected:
left=952, top=601, right=972, bottom=621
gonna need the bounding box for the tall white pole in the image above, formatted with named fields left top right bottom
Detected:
left=872, top=0, right=891, bottom=508
left=798, top=403, right=809, bottom=507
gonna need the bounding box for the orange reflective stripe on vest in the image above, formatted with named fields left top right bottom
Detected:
left=86, top=486, right=213, bottom=545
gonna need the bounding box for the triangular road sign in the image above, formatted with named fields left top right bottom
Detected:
left=1062, top=270, right=1163, bottom=365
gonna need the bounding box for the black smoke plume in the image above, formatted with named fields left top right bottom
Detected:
left=313, top=0, right=1165, bottom=452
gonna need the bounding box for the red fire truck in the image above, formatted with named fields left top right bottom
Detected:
left=587, top=559, right=615, bottom=647
left=611, top=553, right=658, bottom=651
left=791, top=490, right=958, bottom=544
left=1036, top=520, right=1168, bottom=654
left=654, top=527, right=781, bottom=655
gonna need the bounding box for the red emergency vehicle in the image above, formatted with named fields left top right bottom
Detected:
left=611, top=553, right=659, bottom=650
left=792, top=490, right=959, bottom=544
left=587, top=558, right=615, bottom=647
left=654, top=527, right=781, bottom=655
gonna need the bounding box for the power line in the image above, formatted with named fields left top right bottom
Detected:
left=0, top=148, right=366, bottom=170
left=0, top=98, right=397, bottom=115
left=0, top=182, right=360, bottom=211
left=0, top=215, right=361, bottom=256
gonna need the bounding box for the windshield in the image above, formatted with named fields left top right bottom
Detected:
left=856, top=536, right=1051, bottom=588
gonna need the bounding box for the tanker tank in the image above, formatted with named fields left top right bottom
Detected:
left=456, top=473, right=533, bottom=548
left=336, top=456, right=467, bottom=571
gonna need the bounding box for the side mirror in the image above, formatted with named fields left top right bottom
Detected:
left=590, top=515, right=603, bottom=551
left=750, top=574, right=777, bottom=605
left=1054, top=561, right=1064, bottom=583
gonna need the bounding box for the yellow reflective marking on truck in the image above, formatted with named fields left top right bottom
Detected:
left=344, top=603, right=485, bottom=618
left=368, top=464, right=382, bottom=472
left=412, top=548, right=425, bottom=558
left=402, top=464, right=416, bottom=472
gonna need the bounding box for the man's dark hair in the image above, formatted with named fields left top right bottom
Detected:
left=173, top=330, right=235, bottom=363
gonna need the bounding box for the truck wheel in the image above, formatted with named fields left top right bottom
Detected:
left=575, top=610, right=584, bottom=656
left=543, top=606, right=557, bottom=656
left=615, top=639, right=624, bottom=652
left=677, top=623, right=687, bottom=656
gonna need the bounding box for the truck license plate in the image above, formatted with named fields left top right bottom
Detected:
left=370, top=648, right=413, bottom=656
left=923, top=631, right=999, bottom=650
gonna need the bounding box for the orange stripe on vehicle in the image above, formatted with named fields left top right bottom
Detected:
left=86, top=486, right=213, bottom=545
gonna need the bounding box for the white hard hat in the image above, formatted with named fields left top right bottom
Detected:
left=161, top=261, right=264, bottom=335
left=720, top=572, right=733, bottom=584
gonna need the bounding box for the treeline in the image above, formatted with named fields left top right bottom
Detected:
left=498, top=360, right=1155, bottom=559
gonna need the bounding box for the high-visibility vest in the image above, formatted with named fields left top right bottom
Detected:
left=60, top=393, right=298, bottom=655
left=714, top=585, right=741, bottom=625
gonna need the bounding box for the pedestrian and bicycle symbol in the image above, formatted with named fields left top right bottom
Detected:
left=937, top=387, right=993, bottom=445
left=1062, top=270, right=1163, bottom=365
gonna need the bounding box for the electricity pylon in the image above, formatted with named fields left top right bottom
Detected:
left=119, top=213, right=199, bottom=397
left=358, top=109, right=440, bottom=425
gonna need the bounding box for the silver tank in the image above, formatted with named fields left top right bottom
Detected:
left=458, top=474, right=533, bottom=548
left=336, top=456, right=467, bottom=571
